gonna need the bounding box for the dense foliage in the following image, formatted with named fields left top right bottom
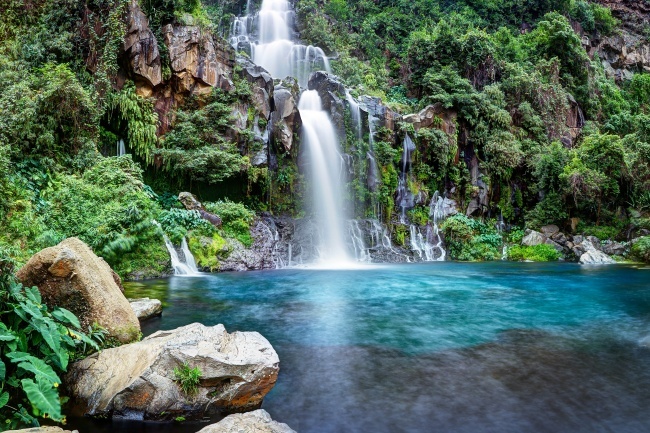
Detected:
left=0, top=256, right=102, bottom=429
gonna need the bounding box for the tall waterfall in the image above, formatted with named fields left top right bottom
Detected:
left=230, top=0, right=330, bottom=87
left=299, top=90, right=350, bottom=264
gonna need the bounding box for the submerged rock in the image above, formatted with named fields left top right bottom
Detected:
left=197, top=409, right=296, bottom=433
left=129, top=297, right=162, bottom=320
left=16, top=237, right=140, bottom=343
left=66, top=323, right=279, bottom=421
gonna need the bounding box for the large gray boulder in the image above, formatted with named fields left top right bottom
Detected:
left=197, top=409, right=296, bottom=433
left=66, top=323, right=279, bottom=421
left=16, top=238, right=140, bottom=343
left=578, top=240, right=616, bottom=264
left=522, top=230, right=546, bottom=247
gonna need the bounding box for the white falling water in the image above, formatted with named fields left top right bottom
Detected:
left=429, top=192, right=447, bottom=261
left=163, top=235, right=200, bottom=276
left=397, top=135, right=416, bottom=223
left=345, top=90, right=362, bottom=140
left=230, top=0, right=330, bottom=87
left=348, top=220, right=370, bottom=262
left=299, top=90, right=351, bottom=264
left=116, top=139, right=126, bottom=156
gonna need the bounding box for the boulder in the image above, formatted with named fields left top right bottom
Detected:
left=16, top=238, right=140, bottom=343
left=124, top=0, right=161, bottom=93
left=545, top=239, right=564, bottom=253
left=578, top=240, right=616, bottom=264
left=270, top=80, right=301, bottom=153
left=586, top=236, right=602, bottom=250
left=601, top=241, right=627, bottom=256
left=179, top=192, right=222, bottom=227
left=197, top=409, right=296, bottom=433
left=541, top=225, right=560, bottom=237
left=307, top=71, right=346, bottom=137
left=5, top=428, right=78, bottom=433
left=522, top=230, right=547, bottom=247
left=66, top=323, right=279, bottom=421
left=129, top=297, right=163, bottom=320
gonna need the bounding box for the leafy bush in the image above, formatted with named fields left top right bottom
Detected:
left=204, top=200, right=255, bottom=247
left=441, top=214, right=502, bottom=261
left=507, top=244, right=561, bottom=261
left=579, top=224, right=622, bottom=240
left=0, top=257, right=100, bottom=429
left=631, top=236, right=650, bottom=263
left=41, top=156, right=168, bottom=278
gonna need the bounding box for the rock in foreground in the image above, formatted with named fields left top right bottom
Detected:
left=5, top=428, right=78, bottom=433
left=197, top=409, right=296, bottom=433
left=66, top=323, right=279, bottom=420
left=129, top=297, right=163, bottom=320
left=16, top=237, right=140, bottom=343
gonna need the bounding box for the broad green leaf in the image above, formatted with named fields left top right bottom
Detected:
left=7, top=351, right=31, bottom=363
left=20, top=300, right=44, bottom=321
left=24, top=286, right=42, bottom=305
left=18, top=357, right=61, bottom=385
left=0, top=326, right=16, bottom=341
left=52, top=308, right=80, bottom=329
left=0, top=392, right=9, bottom=409
left=0, top=358, right=5, bottom=381
left=21, top=378, right=62, bottom=422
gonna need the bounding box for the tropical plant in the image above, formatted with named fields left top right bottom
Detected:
left=173, top=362, right=202, bottom=396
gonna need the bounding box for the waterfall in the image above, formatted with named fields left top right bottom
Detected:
left=345, top=90, right=362, bottom=140
left=116, top=139, right=126, bottom=156
left=397, top=135, right=416, bottom=223
left=163, top=235, right=199, bottom=276
left=230, top=0, right=330, bottom=87
left=299, top=90, right=351, bottom=264
left=429, top=192, right=447, bottom=261
left=348, top=220, right=370, bottom=262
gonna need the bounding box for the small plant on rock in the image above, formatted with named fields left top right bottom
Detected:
left=173, top=362, right=202, bottom=396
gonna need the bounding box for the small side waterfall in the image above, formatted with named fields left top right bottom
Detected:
left=299, top=90, right=350, bottom=264
left=163, top=235, right=200, bottom=276
left=429, top=193, right=447, bottom=261
left=116, top=139, right=126, bottom=156
left=397, top=135, right=416, bottom=223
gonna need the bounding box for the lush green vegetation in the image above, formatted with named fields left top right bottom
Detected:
left=507, top=244, right=562, bottom=262
left=0, top=0, right=649, bottom=277
left=0, top=255, right=102, bottom=429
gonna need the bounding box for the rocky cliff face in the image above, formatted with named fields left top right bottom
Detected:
left=582, top=0, right=650, bottom=80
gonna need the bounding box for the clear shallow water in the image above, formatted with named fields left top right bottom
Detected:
left=76, top=263, right=650, bottom=432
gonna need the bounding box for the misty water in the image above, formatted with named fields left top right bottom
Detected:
left=72, top=262, right=650, bottom=433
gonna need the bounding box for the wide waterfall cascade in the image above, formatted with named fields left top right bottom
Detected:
left=116, top=139, right=126, bottom=156
left=163, top=235, right=200, bottom=276
left=298, top=90, right=351, bottom=264
left=230, top=0, right=330, bottom=87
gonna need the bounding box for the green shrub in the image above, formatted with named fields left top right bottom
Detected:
left=579, top=224, right=622, bottom=240
left=204, top=200, right=255, bottom=247
left=631, top=236, right=650, bottom=263
left=507, top=244, right=561, bottom=261
left=441, top=214, right=502, bottom=261
left=173, top=362, right=201, bottom=396
left=0, top=257, right=100, bottom=429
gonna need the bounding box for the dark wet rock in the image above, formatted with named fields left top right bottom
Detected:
left=601, top=241, right=627, bottom=256
left=124, top=0, right=161, bottom=95
left=307, top=71, right=346, bottom=136
left=270, top=80, right=301, bottom=153
left=541, top=225, right=560, bottom=237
